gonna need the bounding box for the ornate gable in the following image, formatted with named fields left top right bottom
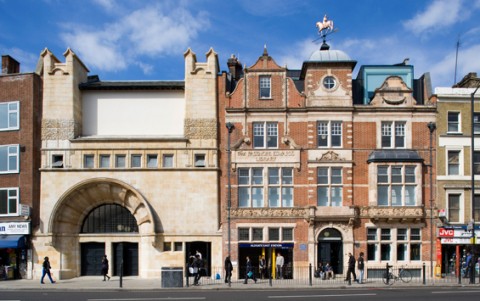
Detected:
left=369, top=76, right=417, bottom=107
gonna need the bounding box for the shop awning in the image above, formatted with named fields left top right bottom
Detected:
left=0, top=235, right=27, bottom=249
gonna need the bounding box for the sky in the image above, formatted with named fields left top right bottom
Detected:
left=1, top=0, right=480, bottom=89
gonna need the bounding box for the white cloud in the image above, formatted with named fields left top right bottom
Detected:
left=403, top=0, right=463, bottom=35
left=60, top=3, right=210, bottom=74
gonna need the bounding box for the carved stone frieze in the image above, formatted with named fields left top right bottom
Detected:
left=184, top=118, right=217, bottom=139
left=316, top=150, right=345, bottom=162
left=360, top=206, right=425, bottom=222
left=231, top=207, right=309, bottom=219
left=42, top=119, right=76, bottom=140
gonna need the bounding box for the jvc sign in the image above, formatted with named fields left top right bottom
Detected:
left=438, top=228, right=454, bottom=237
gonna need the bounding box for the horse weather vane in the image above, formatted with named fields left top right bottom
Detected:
left=314, top=14, right=338, bottom=49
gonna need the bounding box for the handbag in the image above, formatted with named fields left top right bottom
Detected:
left=188, top=267, right=194, bottom=274
left=247, top=271, right=253, bottom=278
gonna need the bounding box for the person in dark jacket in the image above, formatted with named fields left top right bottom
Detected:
left=224, top=256, right=233, bottom=284
left=193, top=254, right=203, bottom=285
left=101, top=255, right=110, bottom=281
left=357, top=252, right=365, bottom=284
left=40, top=256, right=55, bottom=284
left=345, top=252, right=356, bottom=284
left=243, top=256, right=257, bottom=284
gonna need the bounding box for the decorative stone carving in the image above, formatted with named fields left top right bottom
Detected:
left=360, top=206, right=424, bottom=222
left=231, top=207, right=309, bottom=218
left=369, top=76, right=417, bottom=107
left=42, top=119, right=76, bottom=140
left=316, top=150, right=345, bottom=162
left=184, top=118, right=217, bottom=139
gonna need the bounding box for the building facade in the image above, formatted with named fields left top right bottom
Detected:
left=0, top=55, right=42, bottom=279
left=33, top=48, right=223, bottom=279
left=218, top=44, right=436, bottom=280
left=435, top=72, right=480, bottom=277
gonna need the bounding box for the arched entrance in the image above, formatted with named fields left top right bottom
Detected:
left=317, top=228, right=343, bottom=275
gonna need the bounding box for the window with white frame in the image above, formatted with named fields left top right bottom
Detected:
left=0, top=145, right=19, bottom=173
left=0, top=101, right=19, bottom=131
left=253, top=122, right=278, bottom=148
left=99, top=155, right=110, bottom=168
left=474, top=151, right=480, bottom=175
left=447, top=193, right=461, bottom=223
left=259, top=76, right=271, bottom=98
left=269, top=228, right=280, bottom=241
left=238, top=167, right=294, bottom=208
left=84, top=154, right=94, bottom=168
left=367, top=228, right=420, bottom=261
left=474, top=113, right=480, bottom=134
left=397, top=228, right=421, bottom=261
left=268, top=167, right=293, bottom=207
left=377, top=165, right=417, bottom=206
left=381, top=121, right=406, bottom=148
left=317, top=167, right=342, bottom=206
left=447, top=112, right=460, bottom=133
left=0, top=187, right=18, bottom=216
left=317, top=121, right=342, bottom=147
left=238, top=227, right=293, bottom=242
left=447, top=150, right=460, bottom=175
left=252, top=228, right=263, bottom=241
left=238, top=228, right=250, bottom=241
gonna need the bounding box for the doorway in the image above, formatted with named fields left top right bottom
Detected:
left=317, top=228, right=343, bottom=275
left=81, top=242, right=105, bottom=276
left=113, top=242, right=138, bottom=276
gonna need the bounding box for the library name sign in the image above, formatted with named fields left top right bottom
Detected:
left=234, top=150, right=300, bottom=163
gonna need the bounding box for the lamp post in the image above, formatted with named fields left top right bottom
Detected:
left=470, top=85, right=480, bottom=284
left=226, top=122, right=235, bottom=286
left=427, top=122, right=436, bottom=279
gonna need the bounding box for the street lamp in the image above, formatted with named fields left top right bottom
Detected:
left=226, top=122, right=235, bottom=286
left=470, top=85, right=480, bottom=284
left=427, top=122, right=436, bottom=279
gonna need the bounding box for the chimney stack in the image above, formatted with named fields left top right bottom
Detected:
left=2, top=55, right=20, bottom=74
left=227, top=54, right=243, bottom=81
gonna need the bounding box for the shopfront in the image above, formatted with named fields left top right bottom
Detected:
left=438, top=225, right=480, bottom=277
left=238, top=243, right=294, bottom=279
left=0, top=222, right=30, bottom=280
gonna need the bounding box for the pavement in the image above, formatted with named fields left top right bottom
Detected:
left=0, top=276, right=479, bottom=291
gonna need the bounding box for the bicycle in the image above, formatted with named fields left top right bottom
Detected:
left=383, top=265, right=412, bottom=285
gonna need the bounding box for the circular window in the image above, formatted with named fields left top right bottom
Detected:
left=323, top=76, right=336, bottom=90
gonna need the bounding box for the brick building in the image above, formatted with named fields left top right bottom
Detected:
left=218, top=43, right=436, bottom=280
left=0, top=55, right=42, bottom=279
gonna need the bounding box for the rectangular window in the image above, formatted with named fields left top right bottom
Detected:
left=52, top=155, right=64, bottom=168
left=131, top=154, right=142, bottom=168
left=447, top=194, right=460, bottom=223
left=147, top=154, right=158, bottom=168
left=474, top=113, right=480, bottom=134
left=238, top=228, right=250, bottom=241
left=410, top=229, right=421, bottom=261
left=163, top=154, right=174, bottom=167
left=238, top=167, right=264, bottom=208
left=448, top=112, right=460, bottom=133
left=253, top=122, right=278, bottom=148
left=163, top=242, right=171, bottom=252
left=84, top=154, right=94, bottom=168
left=0, top=101, right=19, bottom=130
left=317, top=121, right=342, bottom=147
left=381, top=121, right=406, bottom=148
left=0, top=187, right=18, bottom=216
left=252, top=228, right=263, bottom=241
left=0, top=145, right=19, bottom=173
left=367, top=228, right=377, bottom=261
left=377, top=165, right=417, bottom=206
left=269, top=228, right=280, bottom=241
left=268, top=167, right=293, bottom=208
left=115, top=155, right=126, bottom=168
left=99, top=155, right=110, bottom=168
left=380, top=229, right=391, bottom=261
left=259, top=76, right=271, bottom=98
left=475, top=195, right=480, bottom=221
left=317, top=167, right=343, bottom=206
left=447, top=150, right=460, bottom=175
left=474, top=151, right=480, bottom=175
left=174, top=242, right=183, bottom=251
left=194, top=154, right=206, bottom=167
left=282, top=228, right=293, bottom=241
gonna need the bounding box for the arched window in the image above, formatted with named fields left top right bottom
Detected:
left=318, top=228, right=342, bottom=241
left=81, top=204, right=138, bottom=233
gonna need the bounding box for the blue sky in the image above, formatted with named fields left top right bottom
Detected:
left=1, top=0, right=479, bottom=88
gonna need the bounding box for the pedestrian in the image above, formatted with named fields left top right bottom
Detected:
left=224, top=256, right=233, bottom=284
left=464, top=251, right=473, bottom=278
left=193, top=254, right=203, bottom=285
left=357, top=252, right=365, bottom=284
left=259, top=256, right=266, bottom=279
left=40, top=256, right=55, bottom=284
left=101, top=255, right=110, bottom=281
left=243, top=256, right=257, bottom=284
left=276, top=252, right=284, bottom=279
left=345, top=252, right=356, bottom=284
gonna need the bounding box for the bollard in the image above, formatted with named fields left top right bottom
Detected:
left=120, top=261, right=123, bottom=288
left=385, top=263, right=389, bottom=285
left=309, top=263, right=312, bottom=286
left=422, top=263, right=426, bottom=285
left=269, top=266, right=272, bottom=287
left=186, top=267, right=189, bottom=287
left=458, top=261, right=461, bottom=284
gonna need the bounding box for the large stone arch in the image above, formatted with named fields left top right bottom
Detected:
left=49, top=178, right=155, bottom=239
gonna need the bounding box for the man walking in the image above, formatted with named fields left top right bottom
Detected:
left=345, top=252, right=356, bottom=284
left=357, top=252, right=365, bottom=284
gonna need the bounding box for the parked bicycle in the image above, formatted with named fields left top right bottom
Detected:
left=383, top=265, right=412, bottom=285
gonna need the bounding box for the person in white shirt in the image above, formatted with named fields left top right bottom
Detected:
left=276, top=253, right=284, bottom=279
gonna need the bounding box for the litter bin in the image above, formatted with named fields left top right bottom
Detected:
left=161, top=267, right=183, bottom=288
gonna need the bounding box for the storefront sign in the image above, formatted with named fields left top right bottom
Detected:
left=0, top=222, right=30, bottom=235
left=440, top=237, right=480, bottom=245
left=239, top=243, right=294, bottom=249
left=234, top=150, right=300, bottom=164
